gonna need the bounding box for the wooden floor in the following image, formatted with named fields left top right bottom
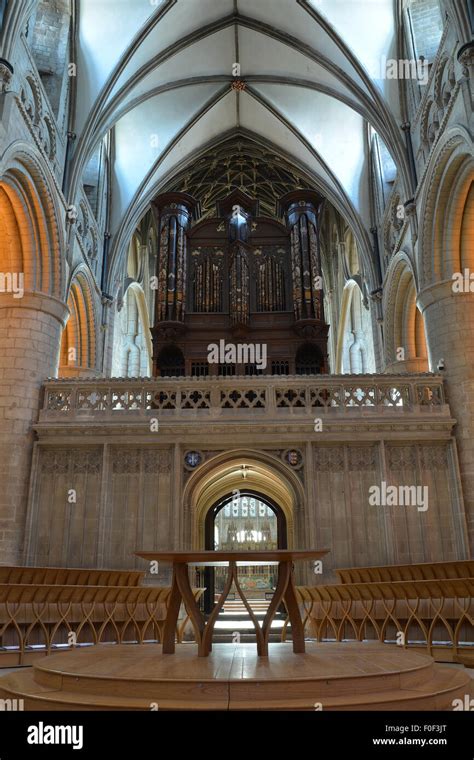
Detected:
left=0, top=642, right=469, bottom=711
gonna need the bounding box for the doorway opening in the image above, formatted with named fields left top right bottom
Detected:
left=203, top=490, right=287, bottom=614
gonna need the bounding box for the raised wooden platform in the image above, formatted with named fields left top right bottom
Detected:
left=0, top=643, right=470, bottom=710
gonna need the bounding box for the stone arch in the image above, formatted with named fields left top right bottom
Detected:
left=106, top=129, right=376, bottom=298
left=111, top=282, right=152, bottom=377
left=383, top=252, right=428, bottom=372
left=344, top=227, right=359, bottom=275
left=59, top=267, right=98, bottom=376
left=335, top=279, right=375, bottom=374
left=182, top=449, right=305, bottom=551
left=0, top=144, right=65, bottom=299
left=418, top=129, right=474, bottom=287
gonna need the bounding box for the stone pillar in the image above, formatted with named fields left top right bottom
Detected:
left=418, top=280, right=474, bottom=554
left=0, top=292, right=69, bottom=563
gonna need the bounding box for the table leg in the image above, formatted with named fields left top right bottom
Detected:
left=283, top=563, right=305, bottom=653
left=161, top=565, right=183, bottom=654
left=200, top=560, right=236, bottom=656
left=232, top=567, right=265, bottom=654
left=175, top=562, right=206, bottom=653
left=260, top=560, right=291, bottom=656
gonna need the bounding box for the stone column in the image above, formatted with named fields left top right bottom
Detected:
left=418, top=280, right=474, bottom=553
left=0, top=292, right=69, bottom=563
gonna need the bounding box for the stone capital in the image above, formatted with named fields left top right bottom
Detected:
left=417, top=278, right=474, bottom=312
left=0, top=291, right=70, bottom=327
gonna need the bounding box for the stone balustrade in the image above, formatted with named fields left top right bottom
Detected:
left=40, top=373, right=448, bottom=421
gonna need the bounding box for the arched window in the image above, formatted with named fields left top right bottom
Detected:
left=370, top=129, right=397, bottom=217
left=82, top=136, right=109, bottom=225
left=157, top=345, right=185, bottom=377
left=26, top=0, right=71, bottom=119
left=295, top=343, right=323, bottom=375
left=406, top=0, right=443, bottom=64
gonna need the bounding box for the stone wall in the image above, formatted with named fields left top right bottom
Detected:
left=27, top=0, right=70, bottom=118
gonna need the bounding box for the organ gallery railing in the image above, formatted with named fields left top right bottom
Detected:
left=40, top=373, right=447, bottom=418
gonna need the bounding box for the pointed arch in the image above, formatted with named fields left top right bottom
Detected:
left=418, top=128, right=474, bottom=287
left=59, top=267, right=98, bottom=375
left=110, top=282, right=152, bottom=378
left=383, top=252, right=428, bottom=372
left=0, top=145, right=65, bottom=298
left=335, top=279, right=376, bottom=374
left=182, top=449, right=305, bottom=551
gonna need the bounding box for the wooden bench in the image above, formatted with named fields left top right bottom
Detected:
left=336, top=559, right=474, bottom=584
left=0, top=565, right=206, bottom=666
left=283, top=577, right=474, bottom=665
left=0, top=566, right=144, bottom=586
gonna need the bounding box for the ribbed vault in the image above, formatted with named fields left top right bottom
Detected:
left=63, top=0, right=414, bottom=288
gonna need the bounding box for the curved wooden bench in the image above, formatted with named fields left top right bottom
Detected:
left=336, top=560, right=474, bottom=584
left=282, top=578, right=474, bottom=664
left=0, top=584, right=205, bottom=665
left=0, top=566, right=144, bottom=586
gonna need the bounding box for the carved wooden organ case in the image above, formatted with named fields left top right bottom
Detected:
left=150, top=189, right=329, bottom=377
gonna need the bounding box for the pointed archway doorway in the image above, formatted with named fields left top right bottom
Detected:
left=203, top=490, right=287, bottom=613
left=182, top=450, right=303, bottom=614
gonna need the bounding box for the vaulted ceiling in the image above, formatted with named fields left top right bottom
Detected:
left=67, top=0, right=409, bottom=284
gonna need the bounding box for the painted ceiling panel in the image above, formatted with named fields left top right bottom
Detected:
left=109, top=0, right=235, bottom=103
left=107, top=28, right=236, bottom=124
left=238, top=27, right=356, bottom=100
left=141, top=93, right=238, bottom=203
left=238, top=91, right=339, bottom=197
left=75, top=0, right=160, bottom=134
left=111, top=83, right=223, bottom=230
left=250, top=83, right=368, bottom=214
left=237, top=0, right=370, bottom=92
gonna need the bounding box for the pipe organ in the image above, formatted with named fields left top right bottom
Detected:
left=151, top=189, right=329, bottom=377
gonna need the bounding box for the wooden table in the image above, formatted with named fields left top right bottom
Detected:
left=136, top=550, right=328, bottom=657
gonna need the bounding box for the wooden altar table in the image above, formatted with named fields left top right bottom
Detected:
left=136, top=550, right=328, bottom=657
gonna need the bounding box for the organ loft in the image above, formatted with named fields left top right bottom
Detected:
left=150, top=189, right=329, bottom=378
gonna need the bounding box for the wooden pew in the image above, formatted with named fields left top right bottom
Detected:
left=282, top=577, right=474, bottom=665
left=0, top=566, right=144, bottom=586
left=335, top=559, right=474, bottom=584
left=0, top=566, right=206, bottom=665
